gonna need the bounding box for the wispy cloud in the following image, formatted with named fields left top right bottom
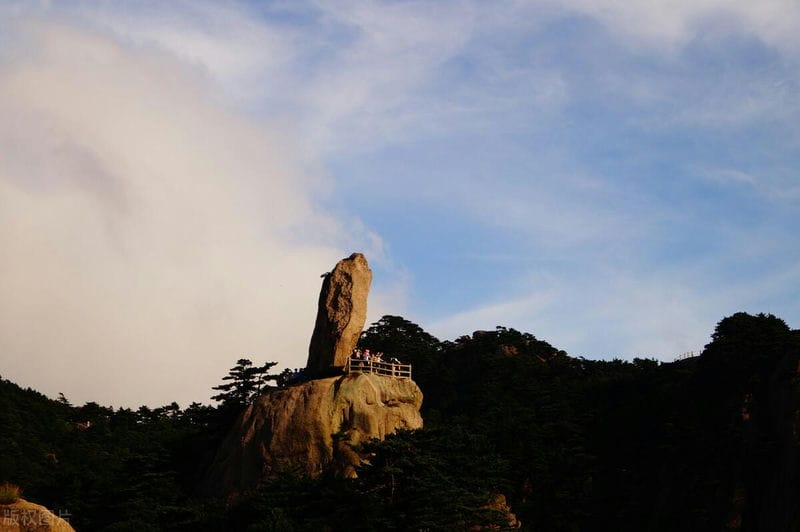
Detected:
left=428, top=265, right=735, bottom=360
left=549, top=0, right=800, bottom=52
left=701, top=167, right=800, bottom=201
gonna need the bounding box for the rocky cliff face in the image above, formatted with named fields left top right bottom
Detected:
left=205, top=372, right=423, bottom=497
left=306, top=253, right=372, bottom=374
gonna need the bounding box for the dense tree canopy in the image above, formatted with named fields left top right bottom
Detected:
left=2, top=312, right=799, bottom=530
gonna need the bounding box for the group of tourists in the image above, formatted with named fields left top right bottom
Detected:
left=352, top=348, right=383, bottom=362
left=351, top=348, right=402, bottom=365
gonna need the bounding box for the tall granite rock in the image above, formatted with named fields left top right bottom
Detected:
left=306, top=253, right=372, bottom=374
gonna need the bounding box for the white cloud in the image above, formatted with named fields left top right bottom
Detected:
left=0, top=18, right=363, bottom=407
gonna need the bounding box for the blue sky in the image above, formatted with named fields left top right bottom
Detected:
left=1, top=0, right=799, bottom=406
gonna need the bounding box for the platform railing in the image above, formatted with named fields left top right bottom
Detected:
left=674, top=350, right=701, bottom=361
left=345, top=357, right=412, bottom=379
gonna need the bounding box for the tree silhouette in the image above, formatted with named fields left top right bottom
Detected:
left=211, top=358, right=278, bottom=409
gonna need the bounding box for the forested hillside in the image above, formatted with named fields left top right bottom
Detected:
left=2, top=311, right=798, bottom=530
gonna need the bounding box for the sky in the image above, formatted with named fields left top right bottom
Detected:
left=1, top=0, right=799, bottom=408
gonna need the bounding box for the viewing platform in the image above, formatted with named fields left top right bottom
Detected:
left=345, top=356, right=412, bottom=380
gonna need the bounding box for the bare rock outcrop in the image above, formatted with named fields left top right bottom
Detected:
left=0, top=499, right=74, bottom=531
left=306, top=253, right=372, bottom=374
left=205, top=372, right=423, bottom=497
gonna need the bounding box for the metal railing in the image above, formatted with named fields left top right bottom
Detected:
left=674, top=350, right=701, bottom=361
left=345, top=357, right=412, bottom=379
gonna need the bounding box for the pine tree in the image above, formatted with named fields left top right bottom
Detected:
left=211, top=358, right=278, bottom=408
